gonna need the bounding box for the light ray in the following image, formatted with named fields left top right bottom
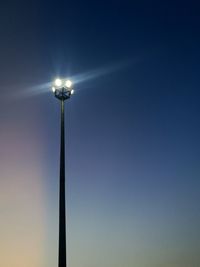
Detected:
left=71, top=59, right=133, bottom=86
left=9, top=58, right=136, bottom=100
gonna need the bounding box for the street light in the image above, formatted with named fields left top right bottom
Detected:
left=52, top=78, right=74, bottom=267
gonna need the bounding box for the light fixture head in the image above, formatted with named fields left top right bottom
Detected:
left=54, top=78, right=62, bottom=87
left=65, top=80, right=72, bottom=88
left=52, top=78, right=74, bottom=100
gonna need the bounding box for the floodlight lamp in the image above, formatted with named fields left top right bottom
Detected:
left=55, top=78, right=62, bottom=87
left=65, top=80, right=72, bottom=88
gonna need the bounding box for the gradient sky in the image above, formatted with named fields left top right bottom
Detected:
left=0, top=1, right=200, bottom=267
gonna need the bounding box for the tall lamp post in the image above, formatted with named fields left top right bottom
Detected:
left=52, top=78, right=74, bottom=267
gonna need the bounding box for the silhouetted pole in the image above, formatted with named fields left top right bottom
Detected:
left=52, top=78, right=74, bottom=267
left=59, top=99, right=66, bottom=267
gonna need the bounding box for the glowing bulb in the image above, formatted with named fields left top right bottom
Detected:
left=65, top=80, right=72, bottom=88
left=71, top=89, right=74, bottom=95
left=55, top=78, right=62, bottom=87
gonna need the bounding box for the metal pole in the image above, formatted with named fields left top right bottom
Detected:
left=59, top=99, right=66, bottom=267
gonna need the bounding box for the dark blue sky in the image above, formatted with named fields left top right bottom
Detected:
left=0, top=1, right=200, bottom=267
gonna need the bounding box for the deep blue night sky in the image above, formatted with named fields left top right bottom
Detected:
left=0, top=1, right=200, bottom=267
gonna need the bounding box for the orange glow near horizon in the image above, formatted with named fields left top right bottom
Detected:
left=0, top=120, right=47, bottom=267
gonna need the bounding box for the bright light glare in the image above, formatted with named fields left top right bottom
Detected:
left=55, top=78, right=62, bottom=87
left=65, top=80, right=72, bottom=88
left=52, top=86, right=55, bottom=92
left=71, top=89, right=74, bottom=95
